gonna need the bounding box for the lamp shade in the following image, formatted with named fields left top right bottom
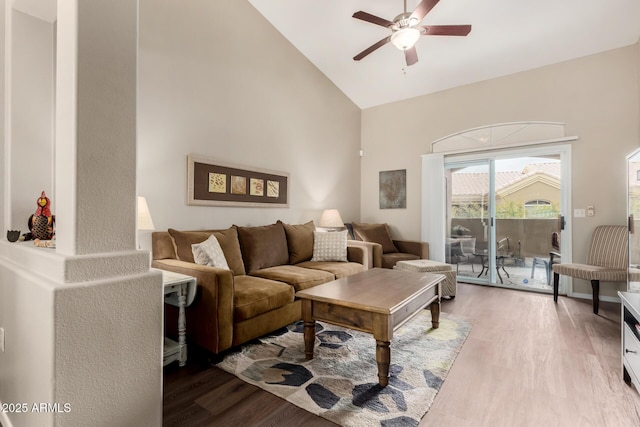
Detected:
left=390, top=27, right=420, bottom=50
left=319, top=209, right=344, bottom=229
left=137, top=196, right=155, bottom=231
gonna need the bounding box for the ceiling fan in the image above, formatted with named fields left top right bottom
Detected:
left=352, top=0, right=471, bottom=66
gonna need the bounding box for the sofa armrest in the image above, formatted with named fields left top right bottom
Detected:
left=394, top=239, right=429, bottom=259
left=350, top=240, right=382, bottom=269
left=346, top=241, right=369, bottom=269
left=152, top=259, right=235, bottom=354
left=347, top=240, right=376, bottom=269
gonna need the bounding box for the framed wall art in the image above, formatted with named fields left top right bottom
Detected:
left=187, top=154, right=289, bottom=207
left=379, top=169, right=406, bottom=209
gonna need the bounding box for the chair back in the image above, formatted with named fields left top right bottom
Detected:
left=586, top=225, right=628, bottom=269
left=459, top=237, right=476, bottom=255
left=551, top=232, right=560, bottom=251
left=497, top=237, right=512, bottom=256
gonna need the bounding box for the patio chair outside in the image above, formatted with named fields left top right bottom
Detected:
left=531, top=231, right=562, bottom=286
left=446, top=238, right=476, bottom=272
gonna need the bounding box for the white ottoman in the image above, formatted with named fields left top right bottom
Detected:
left=394, top=259, right=457, bottom=298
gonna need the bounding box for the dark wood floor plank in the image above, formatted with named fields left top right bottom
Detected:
left=210, top=388, right=331, bottom=426
left=163, top=366, right=235, bottom=417
left=163, top=402, right=215, bottom=427
left=195, top=376, right=261, bottom=416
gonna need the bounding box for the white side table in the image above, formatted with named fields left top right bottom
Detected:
left=156, top=268, right=197, bottom=367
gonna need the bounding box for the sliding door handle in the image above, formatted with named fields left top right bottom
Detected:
left=557, top=214, right=565, bottom=231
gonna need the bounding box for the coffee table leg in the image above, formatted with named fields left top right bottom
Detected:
left=430, top=300, right=440, bottom=329
left=301, top=300, right=315, bottom=360
left=304, top=320, right=316, bottom=360
left=376, top=340, right=390, bottom=387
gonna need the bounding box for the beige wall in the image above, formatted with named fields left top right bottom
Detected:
left=8, top=10, right=54, bottom=232
left=362, top=43, right=640, bottom=298
left=137, top=0, right=361, bottom=235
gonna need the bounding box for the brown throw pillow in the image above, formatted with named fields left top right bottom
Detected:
left=351, top=223, right=399, bottom=254
left=168, top=229, right=210, bottom=263
left=283, top=220, right=316, bottom=264
left=168, top=227, right=246, bottom=276
left=236, top=222, right=290, bottom=274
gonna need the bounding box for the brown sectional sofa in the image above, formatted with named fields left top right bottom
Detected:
left=152, top=221, right=367, bottom=355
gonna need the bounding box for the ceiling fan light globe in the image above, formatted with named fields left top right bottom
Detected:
left=390, top=27, right=420, bottom=50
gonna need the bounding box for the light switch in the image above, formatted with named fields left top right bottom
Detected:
left=587, top=206, right=595, bottom=217
left=574, top=209, right=586, bottom=218
left=0, top=327, right=4, bottom=352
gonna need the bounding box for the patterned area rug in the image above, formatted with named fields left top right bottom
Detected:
left=217, top=311, right=471, bottom=426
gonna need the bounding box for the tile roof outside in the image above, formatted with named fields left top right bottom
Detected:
left=452, top=163, right=560, bottom=196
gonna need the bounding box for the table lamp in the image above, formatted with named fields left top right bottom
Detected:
left=319, top=209, right=344, bottom=231
left=137, top=196, right=155, bottom=231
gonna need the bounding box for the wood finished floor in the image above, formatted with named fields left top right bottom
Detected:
left=163, top=283, right=640, bottom=426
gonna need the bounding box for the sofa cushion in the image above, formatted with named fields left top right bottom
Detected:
left=283, top=220, right=315, bottom=264
left=233, top=275, right=295, bottom=322
left=250, top=265, right=334, bottom=292
left=192, top=234, right=230, bottom=270
left=311, top=230, right=348, bottom=262
left=168, top=227, right=245, bottom=276
left=237, top=222, right=290, bottom=274
left=352, top=223, right=399, bottom=254
left=381, top=252, right=420, bottom=269
left=296, top=261, right=364, bottom=279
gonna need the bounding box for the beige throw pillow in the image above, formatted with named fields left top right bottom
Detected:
left=192, top=234, right=230, bottom=270
left=311, top=230, right=348, bottom=262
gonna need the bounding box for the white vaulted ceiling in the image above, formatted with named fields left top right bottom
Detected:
left=249, top=0, right=640, bottom=109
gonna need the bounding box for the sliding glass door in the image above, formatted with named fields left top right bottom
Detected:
left=444, top=150, right=567, bottom=292
left=445, top=160, right=492, bottom=284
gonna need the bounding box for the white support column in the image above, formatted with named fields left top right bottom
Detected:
left=54, top=0, right=78, bottom=255
left=57, top=0, right=138, bottom=256
left=52, top=1, right=163, bottom=426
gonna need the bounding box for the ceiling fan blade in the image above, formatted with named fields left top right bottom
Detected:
left=409, top=0, right=441, bottom=22
left=353, top=36, right=391, bottom=61
left=352, top=11, right=394, bottom=28
left=405, top=46, right=418, bottom=66
left=421, top=25, right=472, bottom=36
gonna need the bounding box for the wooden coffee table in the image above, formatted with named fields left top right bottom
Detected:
left=296, top=268, right=443, bottom=387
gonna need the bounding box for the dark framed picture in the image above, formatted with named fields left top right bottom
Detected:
left=379, top=169, right=406, bottom=209
left=187, top=154, right=289, bottom=207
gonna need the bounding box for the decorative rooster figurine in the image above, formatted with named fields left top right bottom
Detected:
left=28, top=191, right=55, bottom=240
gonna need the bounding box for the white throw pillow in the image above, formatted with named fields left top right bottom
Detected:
left=192, top=234, right=230, bottom=270
left=311, top=230, right=348, bottom=262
